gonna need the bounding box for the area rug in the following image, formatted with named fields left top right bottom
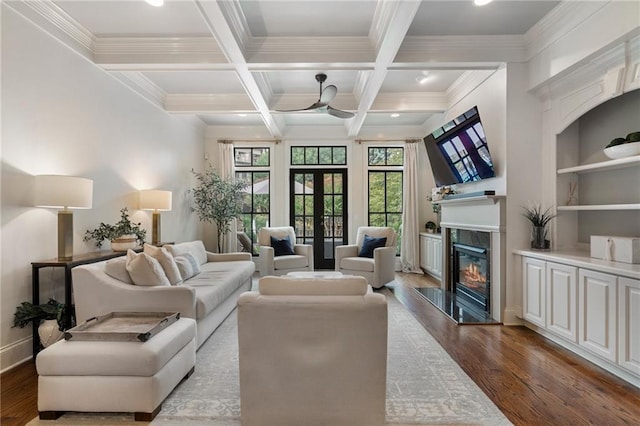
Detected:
left=28, top=286, right=511, bottom=425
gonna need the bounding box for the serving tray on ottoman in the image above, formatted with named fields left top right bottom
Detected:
left=64, top=311, right=180, bottom=342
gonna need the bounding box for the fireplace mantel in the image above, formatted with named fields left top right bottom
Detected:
left=439, top=195, right=506, bottom=322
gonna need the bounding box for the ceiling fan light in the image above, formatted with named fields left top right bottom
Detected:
left=145, top=0, right=164, bottom=7
left=416, top=75, right=430, bottom=85
left=473, top=0, right=493, bottom=6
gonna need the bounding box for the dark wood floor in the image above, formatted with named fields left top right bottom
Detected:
left=2, top=272, right=640, bottom=425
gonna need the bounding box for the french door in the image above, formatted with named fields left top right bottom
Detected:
left=290, top=169, right=347, bottom=270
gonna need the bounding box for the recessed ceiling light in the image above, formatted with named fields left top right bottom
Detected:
left=145, top=0, right=164, bottom=7
left=416, top=71, right=430, bottom=85
left=237, top=113, right=247, bottom=117
left=473, top=0, right=493, bottom=6
left=390, top=113, right=400, bottom=118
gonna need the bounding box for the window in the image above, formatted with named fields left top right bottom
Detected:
left=234, top=147, right=270, bottom=255
left=368, top=147, right=403, bottom=254
left=291, top=146, right=346, bottom=165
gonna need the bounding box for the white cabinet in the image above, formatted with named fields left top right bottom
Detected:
left=546, top=262, right=578, bottom=342
left=522, top=258, right=577, bottom=341
left=619, top=277, right=640, bottom=376
left=419, top=233, right=442, bottom=279
left=578, top=269, right=617, bottom=362
left=522, top=257, right=546, bottom=327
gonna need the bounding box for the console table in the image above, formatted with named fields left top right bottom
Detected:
left=31, top=250, right=133, bottom=357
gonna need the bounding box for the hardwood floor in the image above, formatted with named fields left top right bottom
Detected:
left=2, top=272, right=639, bottom=425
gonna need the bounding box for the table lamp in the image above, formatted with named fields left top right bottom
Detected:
left=140, top=190, right=172, bottom=245
left=34, top=175, right=93, bottom=261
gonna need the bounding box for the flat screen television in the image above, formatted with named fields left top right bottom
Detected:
left=423, top=106, right=496, bottom=187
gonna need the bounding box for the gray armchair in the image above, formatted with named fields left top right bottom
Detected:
left=335, top=226, right=397, bottom=288
left=258, top=226, right=313, bottom=276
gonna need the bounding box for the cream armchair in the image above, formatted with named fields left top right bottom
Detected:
left=258, top=226, right=313, bottom=276
left=237, top=275, right=387, bottom=426
left=335, top=226, right=397, bottom=288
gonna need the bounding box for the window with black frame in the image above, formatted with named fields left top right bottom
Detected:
left=234, top=147, right=270, bottom=255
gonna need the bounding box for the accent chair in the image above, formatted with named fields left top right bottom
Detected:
left=237, top=275, right=387, bottom=426
left=257, top=226, right=313, bottom=276
left=335, top=226, right=397, bottom=288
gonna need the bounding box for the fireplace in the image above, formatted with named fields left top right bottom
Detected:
left=453, top=243, right=490, bottom=312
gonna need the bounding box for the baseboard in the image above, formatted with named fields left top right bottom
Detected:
left=1, top=336, right=33, bottom=374
left=502, top=307, right=524, bottom=326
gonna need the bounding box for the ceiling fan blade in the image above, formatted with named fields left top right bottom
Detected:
left=327, top=105, right=355, bottom=119
left=276, top=101, right=325, bottom=113
left=320, top=85, right=337, bottom=104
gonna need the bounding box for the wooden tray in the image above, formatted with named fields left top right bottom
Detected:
left=64, top=312, right=180, bottom=342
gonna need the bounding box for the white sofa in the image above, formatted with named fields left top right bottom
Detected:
left=72, top=241, right=255, bottom=348
left=238, top=275, right=388, bottom=426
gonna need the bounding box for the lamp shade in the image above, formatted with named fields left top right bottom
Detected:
left=34, top=175, right=93, bottom=209
left=140, top=190, right=172, bottom=211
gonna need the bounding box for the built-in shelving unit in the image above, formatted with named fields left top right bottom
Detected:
left=557, top=155, right=640, bottom=175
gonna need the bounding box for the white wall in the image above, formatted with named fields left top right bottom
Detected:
left=0, top=6, right=206, bottom=371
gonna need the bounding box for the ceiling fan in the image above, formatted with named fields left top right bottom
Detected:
left=277, top=73, right=355, bottom=119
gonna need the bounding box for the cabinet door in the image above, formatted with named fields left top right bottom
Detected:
left=419, top=235, right=429, bottom=270
left=578, top=269, right=617, bottom=362
left=546, top=262, right=577, bottom=342
left=432, top=238, right=443, bottom=277
left=522, top=257, right=546, bottom=327
left=619, top=277, right=640, bottom=375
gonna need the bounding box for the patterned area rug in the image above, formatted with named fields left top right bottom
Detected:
left=28, top=286, right=511, bottom=425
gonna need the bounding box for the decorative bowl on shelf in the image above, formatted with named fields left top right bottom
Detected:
left=603, top=141, right=640, bottom=159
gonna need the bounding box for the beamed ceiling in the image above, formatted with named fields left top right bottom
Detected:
left=6, top=0, right=565, bottom=138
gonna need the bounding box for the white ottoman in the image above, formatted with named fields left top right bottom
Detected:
left=36, top=317, right=196, bottom=421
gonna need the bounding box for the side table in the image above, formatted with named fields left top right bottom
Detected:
left=31, top=249, right=136, bottom=357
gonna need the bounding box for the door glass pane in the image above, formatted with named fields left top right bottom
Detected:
left=333, top=173, right=343, bottom=192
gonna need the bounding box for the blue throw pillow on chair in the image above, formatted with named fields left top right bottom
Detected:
left=271, top=235, right=295, bottom=256
left=358, top=234, right=387, bottom=258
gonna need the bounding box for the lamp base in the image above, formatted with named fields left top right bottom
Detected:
left=152, top=212, right=161, bottom=246
left=58, top=210, right=73, bottom=261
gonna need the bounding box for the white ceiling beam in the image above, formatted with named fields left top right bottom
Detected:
left=348, top=0, right=422, bottom=137
left=194, top=0, right=283, bottom=138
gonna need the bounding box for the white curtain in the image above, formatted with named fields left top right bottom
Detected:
left=400, top=141, right=423, bottom=273
left=219, top=142, right=237, bottom=253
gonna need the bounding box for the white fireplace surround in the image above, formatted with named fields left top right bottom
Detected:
left=439, top=195, right=506, bottom=322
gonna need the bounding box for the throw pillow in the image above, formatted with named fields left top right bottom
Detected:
left=144, top=244, right=182, bottom=285
left=104, top=257, right=133, bottom=284
left=358, top=234, right=387, bottom=258
left=270, top=235, right=295, bottom=256
left=174, top=253, right=201, bottom=281
left=125, top=249, right=171, bottom=286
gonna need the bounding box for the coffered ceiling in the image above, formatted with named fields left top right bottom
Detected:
left=8, top=0, right=563, bottom=137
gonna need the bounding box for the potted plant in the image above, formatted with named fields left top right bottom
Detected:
left=522, top=204, right=556, bottom=250
left=13, top=299, right=65, bottom=348
left=191, top=164, right=248, bottom=253
left=425, top=221, right=437, bottom=233
left=84, top=207, right=147, bottom=250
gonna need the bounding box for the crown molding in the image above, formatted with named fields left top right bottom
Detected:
left=397, top=35, right=526, bottom=63
left=446, top=70, right=497, bottom=108
left=525, top=1, right=608, bottom=62
left=112, top=72, right=166, bottom=110
left=245, top=37, right=375, bottom=63
left=369, top=0, right=398, bottom=54
left=6, top=0, right=95, bottom=59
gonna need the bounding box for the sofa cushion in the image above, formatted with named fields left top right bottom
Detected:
left=271, top=235, right=295, bottom=256
left=186, top=261, right=255, bottom=319
left=358, top=235, right=387, bottom=258
left=125, top=250, right=171, bottom=287
left=104, top=257, right=133, bottom=284
left=274, top=254, right=309, bottom=270
left=259, top=276, right=368, bottom=296
left=164, top=241, right=207, bottom=266
left=144, top=244, right=182, bottom=285
left=175, top=253, right=201, bottom=281
left=340, top=256, right=375, bottom=273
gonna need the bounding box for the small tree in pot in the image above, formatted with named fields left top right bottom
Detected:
left=191, top=164, right=248, bottom=253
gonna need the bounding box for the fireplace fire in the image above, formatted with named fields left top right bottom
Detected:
left=453, top=242, right=490, bottom=312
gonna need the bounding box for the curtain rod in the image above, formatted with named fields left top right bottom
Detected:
left=355, top=139, right=423, bottom=144
left=218, top=139, right=281, bottom=144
